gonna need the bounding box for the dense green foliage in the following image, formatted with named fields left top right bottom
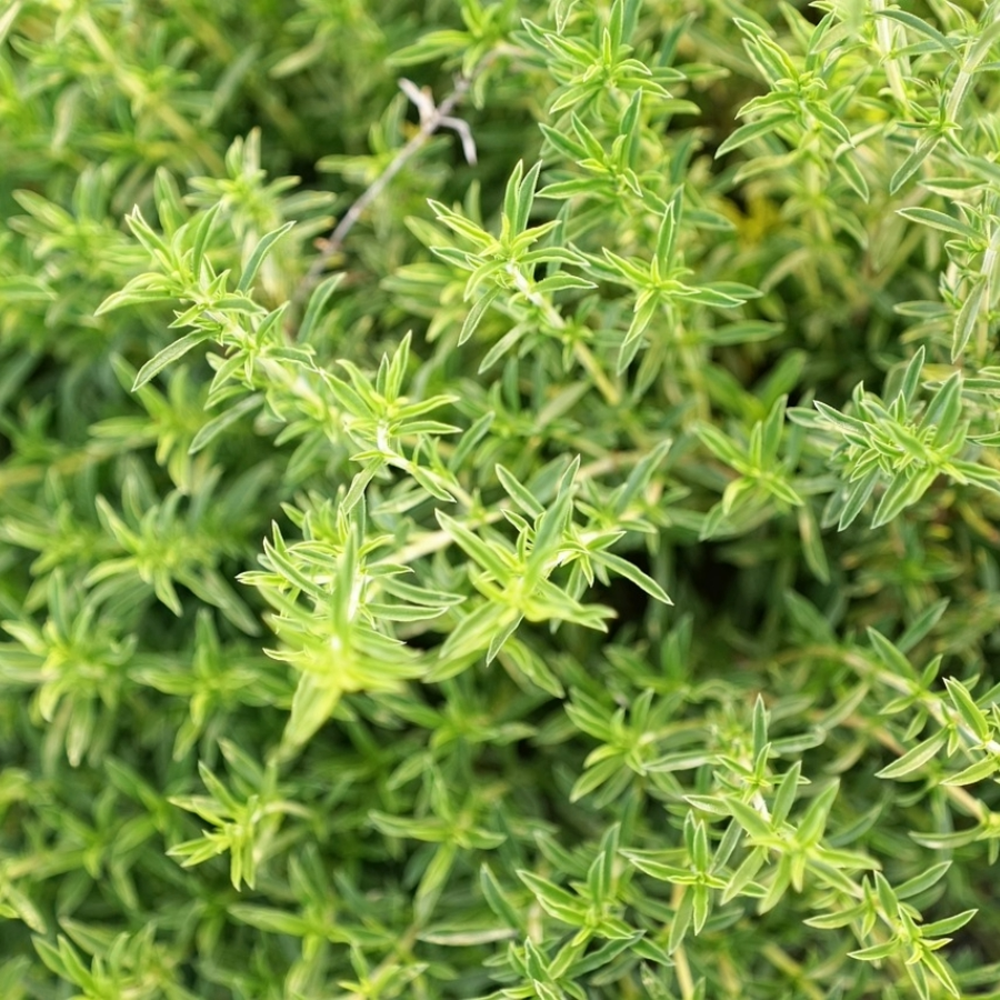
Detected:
left=4, top=0, right=1000, bottom=996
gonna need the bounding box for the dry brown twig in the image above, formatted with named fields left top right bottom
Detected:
left=290, top=73, right=479, bottom=322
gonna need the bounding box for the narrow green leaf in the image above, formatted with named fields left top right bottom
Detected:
left=191, top=202, right=222, bottom=279
left=952, top=278, right=987, bottom=360
left=229, top=904, right=312, bottom=936
left=716, top=112, right=797, bottom=157
left=514, top=162, right=543, bottom=234
left=237, top=221, right=295, bottom=294
left=696, top=422, right=745, bottom=469
left=189, top=393, right=262, bottom=454
left=894, top=861, right=951, bottom=900
left=921, top=909, right=978, bottom=936
left=297, top=273, right=344, bottom=343
left=871, top=467, right=936, bottom=528
left=943, top=677, right=991, bottom=743
left=867, top=627, right=915, bottom=677
left=592, top=550, right=672, bottom=604
left=496, top=464, right=546, bottom=517
left=726, top=797, right=772, bottom=840
left=436, top=512, right=512, bottom=581
left=654, top=191, right=681, bottom=271
left=849, top=940, right=898, bottom=961
left=838, top=466, right=881, bottom=531
left=834, top=149, right=869, bottom=201
left=891, top=137, right=938, bottom=195
left=518, top=871, right=587, bottom=925
left=874, top=10, right=960, bottom=58
left=460, top=286, right=502, bottom=344
left=942, top=755, right=998, bottom=787
left=797, top=503, right=830, bottom=584
left=897, top=207, right=978, bottom=240
left=875, top=730, right=948, bottom=779
left=132, top=331, right=210, bottom=390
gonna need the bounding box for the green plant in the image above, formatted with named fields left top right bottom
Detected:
left=4, top=0, right=1000, bottom=997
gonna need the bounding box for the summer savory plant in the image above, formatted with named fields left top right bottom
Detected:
left=4, top=0, right=1000, bottom=996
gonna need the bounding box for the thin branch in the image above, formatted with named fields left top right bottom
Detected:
left=290, top=73, right=477, bottom=320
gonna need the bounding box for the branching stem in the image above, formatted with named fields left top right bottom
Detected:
left=291, top=73, right=478, bottom=320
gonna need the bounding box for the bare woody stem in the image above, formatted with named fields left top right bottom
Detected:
left=290, top=73, right=476, bottom=319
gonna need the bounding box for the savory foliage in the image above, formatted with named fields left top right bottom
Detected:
left=2, top=0, right=1000, bottom=997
